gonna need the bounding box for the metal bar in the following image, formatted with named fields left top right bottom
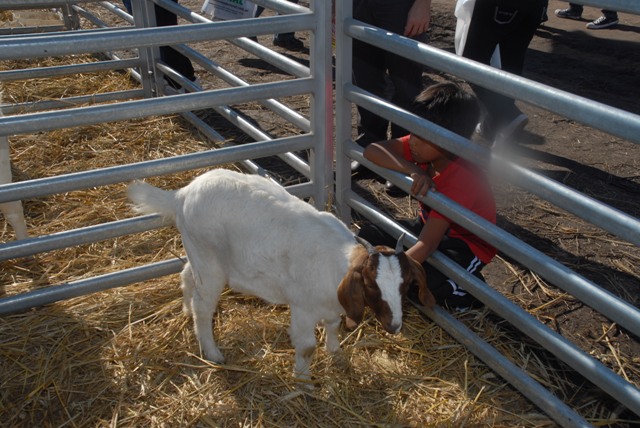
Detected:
left=1, top=0, right=104, bottom=8
left=0, top=25, right=64, bottom=35
left=308, top=0, right=333, bottom=208
left=0, top=89, right=144, bottom=114
left=167, top=3, right=311, bottom=79
left=344, top=20, right=640, bottom=145
left=175, top=44, right=310, bottom=130
left=0, top=15, right=314, bottom=60
left=0, top=58, right=141, bottom=81
left=430, top=252, right=640, bottom=418
left=0, top=78, right=314, bottom=136
left=0, top=134, right=313, bottom=203
left=0, top=215, right=168, bottom=261
left=0, top=259, right=184, bottom=315
left=334, top=0, right=354, bottom=223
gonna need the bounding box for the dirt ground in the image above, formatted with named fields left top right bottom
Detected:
left=1, top=0, right=639, bottom=425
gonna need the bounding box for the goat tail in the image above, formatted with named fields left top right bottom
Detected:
left=127, top=181, right=178, bottom=222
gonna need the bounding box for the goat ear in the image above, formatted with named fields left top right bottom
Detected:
left=337, top=266, right=366, bottom=330
left=408, top=257, right=436, bottom=308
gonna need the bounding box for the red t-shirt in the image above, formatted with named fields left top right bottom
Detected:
left=401, top=135, right=497, bottom=264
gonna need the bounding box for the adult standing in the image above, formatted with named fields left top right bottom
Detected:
left=458, top=0, right=547, bottom=143
left=352, top=0, right=432, bottom=158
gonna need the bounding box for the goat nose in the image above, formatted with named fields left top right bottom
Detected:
left=387, top=322, right=402, bottom=334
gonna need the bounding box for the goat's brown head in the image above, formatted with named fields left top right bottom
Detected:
left=337, top=235, right=435, bottom=334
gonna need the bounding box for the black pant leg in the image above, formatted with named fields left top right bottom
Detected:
left=156, top=0, right=195, bottom=85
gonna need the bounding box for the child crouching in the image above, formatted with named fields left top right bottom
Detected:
left=360, top=81, right=496, bottom=311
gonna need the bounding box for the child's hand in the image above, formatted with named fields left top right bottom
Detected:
left=410, top=172, right=433, bottom=198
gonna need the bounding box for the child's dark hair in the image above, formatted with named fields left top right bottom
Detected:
left=412, top=82, right=480, bottom=139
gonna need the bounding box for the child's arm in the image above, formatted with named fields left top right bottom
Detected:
left=364, top=139, right=433, bottom=197
left=364, top=139, right=422, bottom=175
left=406, top=216, right=449, bottom=264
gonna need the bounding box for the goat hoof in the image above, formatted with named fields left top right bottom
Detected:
left=203, top=349, right=225, bottom=364
left=294, top=376, right=316, bottom=391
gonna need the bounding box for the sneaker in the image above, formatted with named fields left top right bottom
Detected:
left=273, top=36, right=305, bottom=51
left=586, top=15, right=619, bottom=29
left=554, top=7, right=582, bottom=20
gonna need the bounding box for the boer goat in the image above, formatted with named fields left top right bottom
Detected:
left=127, top=169, right=434, bottom=379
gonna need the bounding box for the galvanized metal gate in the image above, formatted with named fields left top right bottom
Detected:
left=1, top=0, right=639, bottom=425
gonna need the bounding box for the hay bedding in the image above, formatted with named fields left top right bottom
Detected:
left=0, top=12, right=636, bottom=428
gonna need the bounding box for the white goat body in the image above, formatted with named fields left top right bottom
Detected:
left=128, top=169, right=432, bottom=379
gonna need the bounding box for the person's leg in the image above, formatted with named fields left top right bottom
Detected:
left=492, top=0, right=544, bottom=125
left=421, top=237, right=485, bottom=311
left=353, top=0, right=426, bottom=145
left=461, top=0, right=505, bottom=138
left=383, top=1, right=429, bottom=138
left=353, top=39, right=392, bottom=146
left=464, top=0, right=544, bottom=138
left=386, top=46, right=426, bottom=138
left=156, top=0, right=195, bottom=87
left=273, top=0, right=305, bottom=50
left=352, top=0, right=392, bottom=146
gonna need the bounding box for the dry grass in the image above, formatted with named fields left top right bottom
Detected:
left=1, top=39, right=637, bottom=428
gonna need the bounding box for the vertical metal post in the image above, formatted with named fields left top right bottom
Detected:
left=334, top=0, right=353, bottom=221
left=132, top=0, right=162, bottom=98
left=309, top=0, right=334, bottom=209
